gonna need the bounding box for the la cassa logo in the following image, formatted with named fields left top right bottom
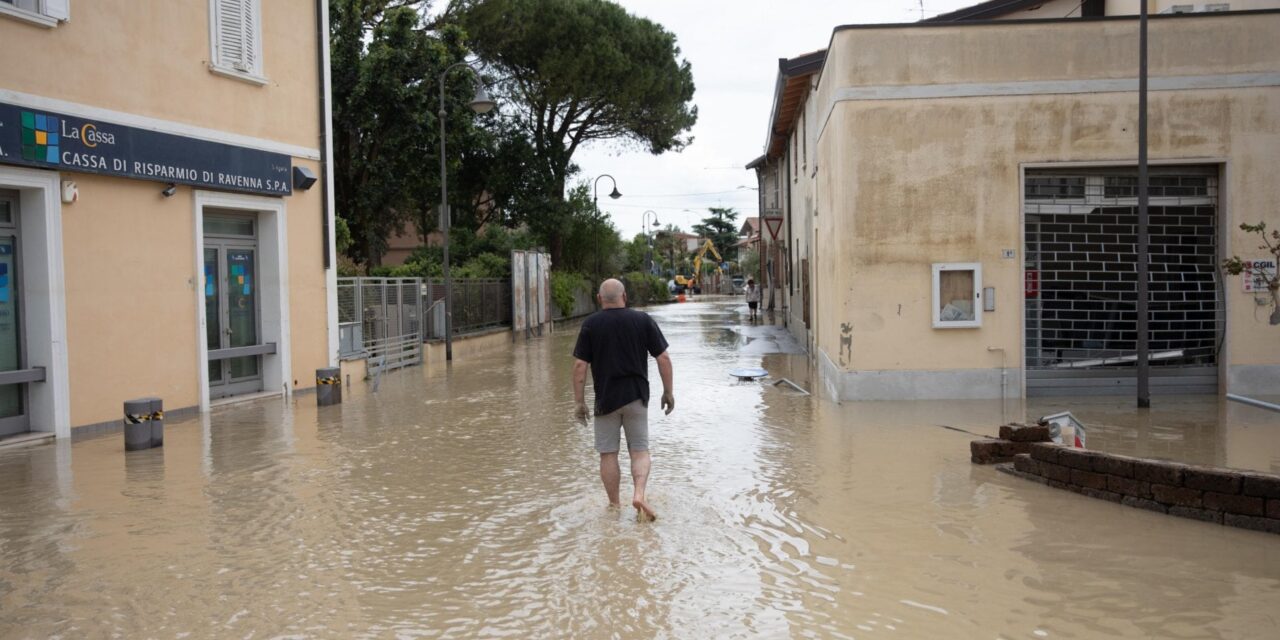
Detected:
left=19, top=111, right=59, bottom=164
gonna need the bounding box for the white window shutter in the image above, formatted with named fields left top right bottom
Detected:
left=42, top=0, right=70, bottom=21
left=214, top=0, right=259, bottom=73
left=215, top=0, right=246, bottom=69
left=239, top=0, right=257, bottom=72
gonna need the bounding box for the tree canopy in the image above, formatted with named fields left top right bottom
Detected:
left=459, top=0, right=697, bottom=260
left=330, top=0, right=493, bottom=266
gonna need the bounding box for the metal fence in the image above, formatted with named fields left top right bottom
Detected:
left=423, top=278, right=513, bottom=340
left=337, top=277, right=423, bottom=374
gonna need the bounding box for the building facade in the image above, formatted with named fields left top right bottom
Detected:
left=0, top=0, right=337, bottom=440
left=753, top=5, right=1280, bottom=400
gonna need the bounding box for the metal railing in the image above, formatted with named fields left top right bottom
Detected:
left=337, top=277, right=423, bottom=373
left=423, top=278, right=512, bottom=339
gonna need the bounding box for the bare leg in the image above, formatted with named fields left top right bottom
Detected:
left=600, top=452, right=621, bottom=508
left=630, top=450, right=656, bottom=521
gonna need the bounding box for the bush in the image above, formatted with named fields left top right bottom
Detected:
left=551, top=271, right=589, bottom=318
left=620, top=271, right=671, bottom=307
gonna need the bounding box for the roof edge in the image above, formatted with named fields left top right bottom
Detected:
left=834, top=7, right=1280, bottom=33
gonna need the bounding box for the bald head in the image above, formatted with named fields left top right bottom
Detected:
left=598, top=278, right=626, bottom=308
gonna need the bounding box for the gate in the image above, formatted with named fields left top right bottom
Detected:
left=337, top=277, right=423, bottom=374
left=1023, top=167, right=1222, bottom=396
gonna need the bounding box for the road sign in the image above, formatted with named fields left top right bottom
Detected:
left=763, top=216, right=783, bottom=240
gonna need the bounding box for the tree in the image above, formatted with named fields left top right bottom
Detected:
left=330, top=0, right=493, bottom=266
left=623, top=233, right=651, bottom=274
left=556, top=185, right=625, bottom=279
left=459, top=0, right=697, bottom=261
left=693, top=207, right=740, bottom=263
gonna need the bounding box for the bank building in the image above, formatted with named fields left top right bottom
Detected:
left=0, top=0, right=337, bottom=443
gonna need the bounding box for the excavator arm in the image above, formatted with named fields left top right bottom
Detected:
left=691, top=239, right=725, bottom=287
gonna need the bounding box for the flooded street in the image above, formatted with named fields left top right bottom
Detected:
left=2, top=299, right=1279, bottom=639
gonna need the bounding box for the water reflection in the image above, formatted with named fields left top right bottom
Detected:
left=0, top=298, right=1276, bottom=638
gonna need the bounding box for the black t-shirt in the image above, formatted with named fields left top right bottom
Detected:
left=572, top=307, right=669, bottom=415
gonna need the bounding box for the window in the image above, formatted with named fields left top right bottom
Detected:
left=210, top=0, right=265, bottom=83
left=932, top=263, right=982, bottom=329
left=1167, top=4, right=1194, bottom=13
left=1204, top=3, right=1230, bottom=11
left=0, top=0, right=69, bottom=27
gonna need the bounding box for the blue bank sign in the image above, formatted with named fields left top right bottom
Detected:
left=0, top=101, right=292, bottom=196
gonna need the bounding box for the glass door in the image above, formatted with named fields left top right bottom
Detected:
left=0, top=194, right=27, bottom=437
left=204, top=213, right=262, bottom=399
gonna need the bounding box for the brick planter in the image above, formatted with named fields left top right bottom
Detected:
left=972, top=425, right=1280, bottom=536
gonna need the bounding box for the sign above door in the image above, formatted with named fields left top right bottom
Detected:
left=0, top=101, right=292, bottom=197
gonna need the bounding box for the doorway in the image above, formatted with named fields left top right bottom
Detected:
left=0, top=191, right=28, bottom=436
left=204, top=212, right=263, bottom=399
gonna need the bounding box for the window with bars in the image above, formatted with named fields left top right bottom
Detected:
left=211, top=0, right=263, bottom=81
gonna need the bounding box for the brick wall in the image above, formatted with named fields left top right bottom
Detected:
left=972, top=425, right=1280, bottom=535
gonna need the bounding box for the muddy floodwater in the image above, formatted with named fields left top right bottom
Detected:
left=2, top=299, right=1278, bottom=638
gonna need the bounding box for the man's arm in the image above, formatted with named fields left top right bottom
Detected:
left=656, top=350, right=674, bottom=415
left=573, top=358, right=590, bottom=422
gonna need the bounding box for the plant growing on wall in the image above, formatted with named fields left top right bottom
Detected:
left=1222, top=222, right=1280, bottom=325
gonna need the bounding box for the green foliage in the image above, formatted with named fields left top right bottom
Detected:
left=460, top=0, right=697, bottom=263
left=330, top=0, right=493, bottom=266
left=623, top=233, right=652, bottom=274
left=554, top=184, right=625, bottom=279
left=620, top=271, right=671, bottom=307
left=551, top=271, right=590, bottom=317
left=692, top=206, right=740, bottom=262
left=335, top=215, right=353, bottom=256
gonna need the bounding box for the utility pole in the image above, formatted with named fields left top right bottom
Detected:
left=1136, top=2, right=1151, bottom=408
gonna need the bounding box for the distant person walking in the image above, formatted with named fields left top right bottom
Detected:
left=572, top=278, right=674, bottom=521
left=745, top=278, right=761, bottom=321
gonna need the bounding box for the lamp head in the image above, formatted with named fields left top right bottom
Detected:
left=608, top=187, right=622, bottom=200
left=469, top=85, right=496, bottom=114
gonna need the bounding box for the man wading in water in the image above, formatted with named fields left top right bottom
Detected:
left=573, top=279, right=674, bottom=522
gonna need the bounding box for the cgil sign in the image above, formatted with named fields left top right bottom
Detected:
left=0, top=101, right=292, bottom=197
left=1242, top=259, right=1277, bottom=293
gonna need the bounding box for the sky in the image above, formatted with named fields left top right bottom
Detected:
left=574, top=0, right=979, bottom=239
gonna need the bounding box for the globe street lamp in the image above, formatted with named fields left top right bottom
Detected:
left=593, top=174, right=621, bottom=205
left=642, top=210, right=659, bottom=274
left=438, top=62, right=495, bottom=362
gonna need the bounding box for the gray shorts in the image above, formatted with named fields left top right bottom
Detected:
left=594, top=399, right=649, bottom=453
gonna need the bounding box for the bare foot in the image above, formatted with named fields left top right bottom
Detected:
left=633, top=498, right=657, bottom=522
left=607, top=501, right=622, bottom=510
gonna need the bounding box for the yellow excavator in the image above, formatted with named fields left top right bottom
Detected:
left=678, top=239, right=724, bottom=293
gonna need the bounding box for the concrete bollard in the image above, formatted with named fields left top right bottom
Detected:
left=124, top=398, right=155, bottom=451
left=316, top=367, right=342, bottom=406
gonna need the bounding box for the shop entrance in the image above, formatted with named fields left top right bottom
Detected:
left=204, top=212, right=263, bottom=399
left=0, top=191, right=27, bottom=436
left=1023, top=166, right=1222, bottom=396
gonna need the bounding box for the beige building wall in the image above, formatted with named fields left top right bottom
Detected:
left=1, top=0, right=323, bottom=154
left=812, top=12, right=1280, bottom=399
left=0, top=0, right=332, bottom=431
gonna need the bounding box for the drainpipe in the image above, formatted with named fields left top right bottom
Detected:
left=316, top=0, right=339, bottom=366
left=316, top=0, right=332, bottom=269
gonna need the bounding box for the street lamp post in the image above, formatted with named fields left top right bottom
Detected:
left=438, top=62, right=496, bottom=362
left=593, top=174, right=621, bottom=205
left=642, top=210, right=659, bottom=274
